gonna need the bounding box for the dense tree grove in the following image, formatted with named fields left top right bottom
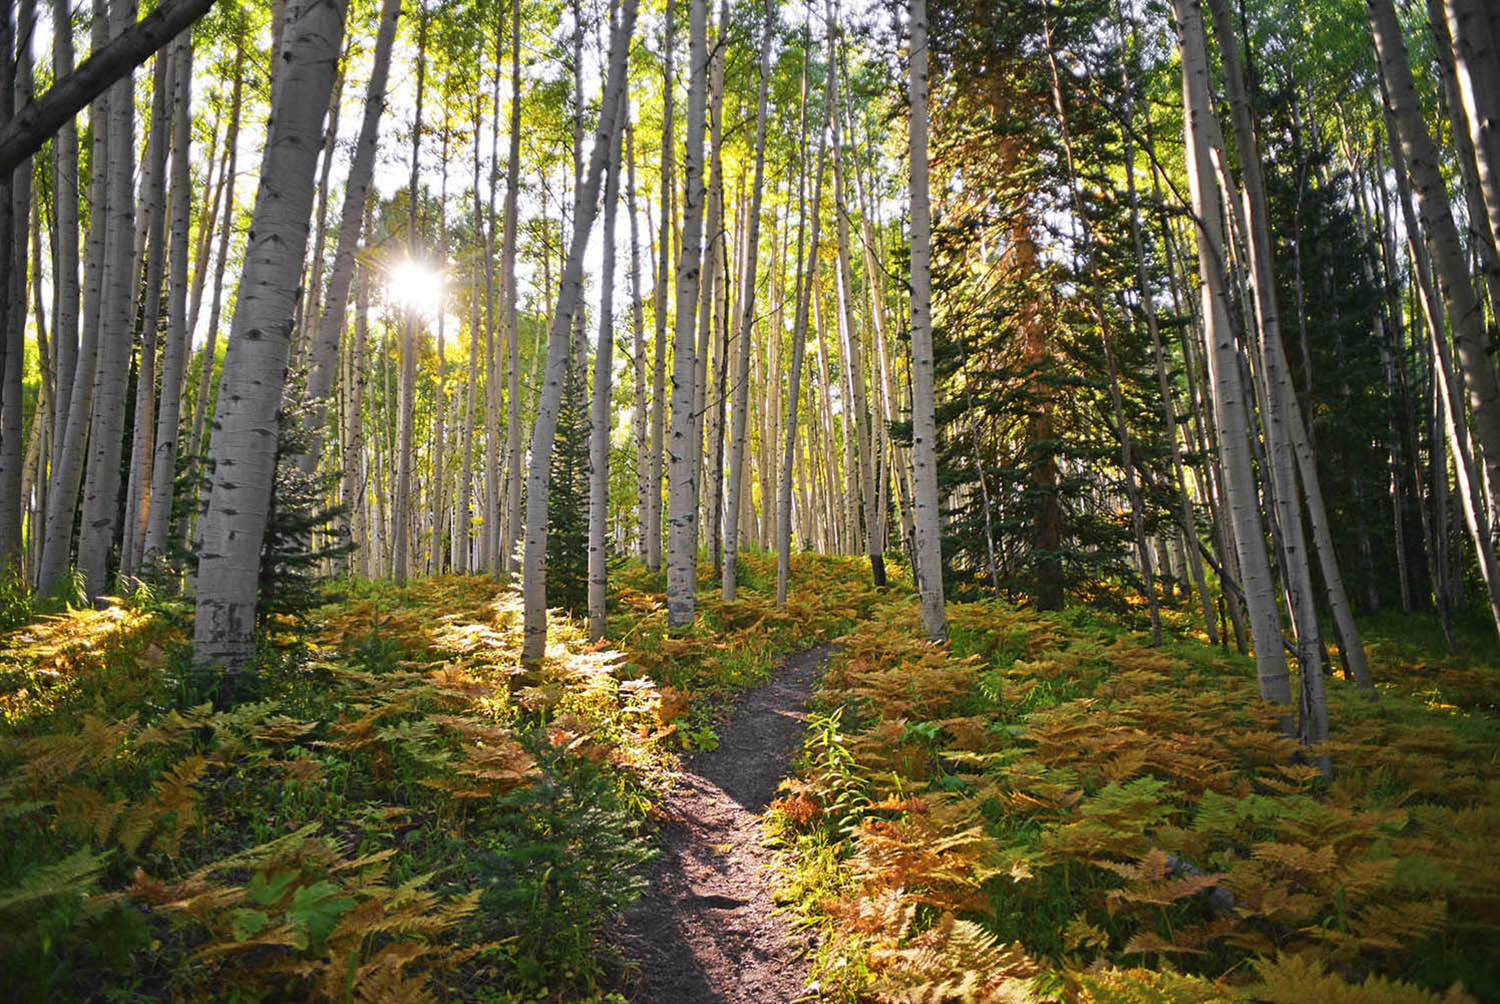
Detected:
left=5, top=0, right=1500, bottom=994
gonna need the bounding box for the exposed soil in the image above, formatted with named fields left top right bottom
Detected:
left=618, top=644, right=832, bottom=1004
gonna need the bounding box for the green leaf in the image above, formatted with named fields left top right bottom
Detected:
left=288, top=881, right=355, bottom=950
left=247, top=868, right=299, bottom=907
left=230, top=908, right=269, bottom=942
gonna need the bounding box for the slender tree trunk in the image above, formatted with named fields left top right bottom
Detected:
left=665, top=0, right=707, bottom=628
left=589, top=88, right=624, bottom=640
left=909, top=0, right=945, bottom=640
left=194, top=0, right=348, bottom=679
left=142, top=32, right=191, bottom=567
left=301, top=0, right=401, bottom=471
left=120, top=49, right=172, bottom=579
left=1369, top=0, right=1500, bottom=545
left=1171, top=0, right=1291, bottom=712
left=627, top=119, right=649, bottom=559
left=48, top=0, right=79, bottom=489
left=520, top=0, right=637, bottom=663
left=76, top=0, right=142, bottom=600
left=500, top=0, right=524, bottom=576
left=647, top=1, right=674, bottom=573
left=777, top=29, right=822, bottom=605
left=723, top=0, right=772, bottom=600
left=392, top=8, right=426, bottom=585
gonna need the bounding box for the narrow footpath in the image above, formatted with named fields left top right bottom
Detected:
left=619, top=644, right=832, bottom=1004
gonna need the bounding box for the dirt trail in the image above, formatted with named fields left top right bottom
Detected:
left=618, top=644, right=831, bottom=1004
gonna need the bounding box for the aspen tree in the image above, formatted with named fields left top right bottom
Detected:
left=665, top=0, right=707, bottom=628
left=76, top=0, right=141, bottom=600
left=589, top=88, right=625, bottom=640
left=521, top=0, right=638, bottom=664
left=303, top=0, right=402, bottom=472
left=907, top=0, right=945, bottom=640
left=142, top=32, right=192, bottom=566
left=722, top=0, right=773, bottom=601
left=194, top=0, right=349, bottom=679
left=1170, top=0, right=1290, bottom=712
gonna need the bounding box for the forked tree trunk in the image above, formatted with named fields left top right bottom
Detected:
left=194, top=0, right=348, bottom=679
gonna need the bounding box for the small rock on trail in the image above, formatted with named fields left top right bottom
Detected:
left=618, top=643, right=832, bottom=1004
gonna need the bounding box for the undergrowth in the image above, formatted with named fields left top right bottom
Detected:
left=770, top=593, right=1500, bottom=1004
left=0, top=551, right=875, bottom=1002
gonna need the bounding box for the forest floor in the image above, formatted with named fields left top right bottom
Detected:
left=619, top=643, right=830, bottom=1003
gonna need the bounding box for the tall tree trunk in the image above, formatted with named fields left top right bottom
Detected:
left=392, top=7, right=426, bottom=586
left=589, top=88, right=624, bottom=640
left=120, top=49, right=172, bottom=579
left=1171, top=0, right=1291, bottom=712
left=1205, top=0, right=1353, bottom=722
left=722, top=0, right=772, bottom=601
left=301, top=0, right=401, bottom=471
left=41, top=0, right=112, bottom=595
left=520, top=0, right=637, bottom=663
left=665, top=0, right=707, bottom=629
left=48, top=0, right=79, bottom=490
left=909, top=0, right=946, bottom=640
left=827, top=4, right=883, bottom=587
left=646, top=0, right=674, bottom=573
left=76, top=0, right=141, bottom=600
left=628, top=119, right=649, bottom=559
left=1369, top=0, right=1500, bottom=547
left=194, top=0, right=348, bottom=680
left=777, top=22, right=822, bottom=606
left=500, top=0, right=524, bottom=577
left=142, top=31, right=191, bottom=567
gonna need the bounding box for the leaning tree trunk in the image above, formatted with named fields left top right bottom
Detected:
left=908, top=0, right=946, bottom=641
left=665, top=0, right=708, bottom=629
left=301, top=0, right=401, bottom=472
left=520, top=0, right=638, bottom=664
left=1443, top=0, right=1500, bottom=276
left=722, top=0, right=773, bottom=601
left=1171, top=0, right=1291, bottom=711
left=1204, top=0, right=1344, bottom=738
left=142, top=31, right=192, bottom=567
left=194, top=0, right=348, bottom=681
left=1369, top=0, right=1500, bottom=544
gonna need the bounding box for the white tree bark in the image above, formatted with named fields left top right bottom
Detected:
left=301, top=0, right=401, bottom=473
left=589, top=88, right=625, bottom=640
left=194, top=0, right=348, bottom=678
left=1172, top=0, right=1291, bottom=709
left=39, top=0, right=113, bottom=596
left=908, top=0, right=946, bottom=640
left=665, top=0, right=708, bottom=628
left=142, top=32, right=192, bottom=566
left=722, top=0, right=773, bottom=601
left=76, top=0, right=140, bottom=600
left=520, top=0, right=638, bottom=664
